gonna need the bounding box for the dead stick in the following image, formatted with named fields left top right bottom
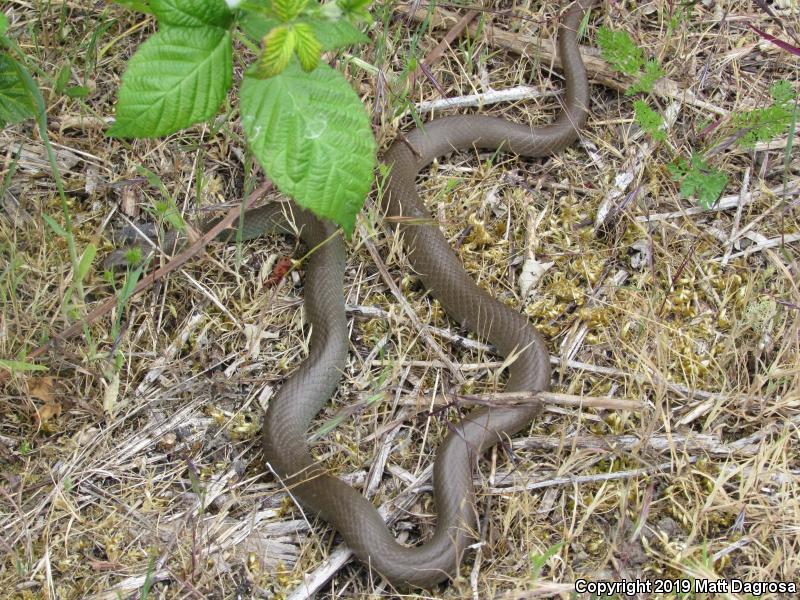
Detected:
left=408, top=8, right=480, bottom=89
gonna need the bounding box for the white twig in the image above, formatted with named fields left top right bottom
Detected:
left=415, top=86, right=555, bottom=114
left=636, top=180, right=799, bottom=223
left=714, top=232, right=800, bottom=261
left=721, top=167, right=750, bottom=266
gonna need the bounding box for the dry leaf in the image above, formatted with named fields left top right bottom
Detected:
left=29, top=376, right=56, bottom=402
left=29, top=376, right=63, bottom=423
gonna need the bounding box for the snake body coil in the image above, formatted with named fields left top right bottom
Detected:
left=260, top=1, right=591, bottom=587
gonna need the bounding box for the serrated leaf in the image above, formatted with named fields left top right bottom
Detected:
left=305, top=18, right=368, bottom=50
left=627, top=59, right=664, bottom=95
left=272, top=0, right=308, bottom=22
left=259, top=24, right=296, bottom=78
left=770, top=80, right=794, bottom=105
left=338, top=0, right=371, bottom=10
left=670, top=155, right=728, bottom=209
left=597, top=27, right=643, bottom=76
left=337, top=0, right=371, bottom=22
left=633, top=100, right=665, bottom=141
left=238, top=12, right=280, bottom=42
left=293, top=22, right=320, bottom=71
left=108, top=26, right=232, bottom=138
left=0, top=54, right=36, bottom=126
left=241, top=13, right=367, bottom=51
left=150, top=0, right=232, bottom=28
left=241, top=60, right=376, bottom=234
left=77, top=243, right=97, bottom=283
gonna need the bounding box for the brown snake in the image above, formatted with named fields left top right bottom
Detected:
left=231, top=0, right=590, bottom=588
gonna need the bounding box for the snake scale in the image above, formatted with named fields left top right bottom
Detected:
left=225, top=0, right=590, bottom=587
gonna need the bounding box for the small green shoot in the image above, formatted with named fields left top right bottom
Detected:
left=1, top=26, right=94, bottom=322
left=627, top=59, right=664, bottom=95
left=597, top=27, right=643, bottom=76
left=667, top=1, right=695, bottom=33
left=634, top=100, right=666, bottom=141
left=732, top=80, right=797, bottom=148
left=529, top=541, right=564, bottom=581
left=140, top=553, right=157, bottom=600
left=597, top=27, right=664, bottom=95
left=668, top=154, right=729, bottom=209
left=0, top=359, right=49, bottom=373
left=136, top=166, right=187, bottom=231
left=124, top=247, right=144, bottom=267
left=19, top=439, right=33, bottom=455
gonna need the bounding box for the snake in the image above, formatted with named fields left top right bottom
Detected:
left=110, top=0, right=591, bottom=588
left=256, top=0, right=592, bottom=587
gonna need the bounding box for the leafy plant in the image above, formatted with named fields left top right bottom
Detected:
left=110, top=0, right=377, bottom=235
left=597, top=25, right=737, bottom=210
left=529, top=541, right=564, bottom=581
left=0, top=13, right=38, bottom=127
left=633, top=100, right=665, bottom=141
left=668, top=154, right=729, bottom=209
left=597, top=26, right=642, bottom=76
left=627, top=59, right=664, bottom=96
left=1, top=12, right=95, bottom=331
left=732, top=80, right=796, bottom=148
left=666, top=1, right=695, bottom=33
left=597, top=26, right=664, bottom=95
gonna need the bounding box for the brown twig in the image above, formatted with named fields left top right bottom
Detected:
left=407, top=8, right=481, bottom=89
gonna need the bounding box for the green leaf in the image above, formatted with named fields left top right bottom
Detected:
left=238, top=12, right=280, bottom=42
left=304, top=17, right=368, bottom=50
left=54, top=62, right=71, bottom=94
left=240, top=12, right=368, bottom=51
left=0, top=359, right=48, bottom=373
left=1, top=13, right=9, bottom=35
left=668, top=155, right=728, bottom=209
left=154, top=199, right=186, bottom=230
left=42, top=213, right=67, bottom=238
left=65, top=85, right=90, bottom=98
left=530, top=542, right=564, bottom=581
left=0, top=54, right=36, bottom=127
left=108, top=26, right=232, bottom=138
left=241, top=60, right=377, bottom=235
left=77, top=243, right=97, bottom=283
left=293, top=22, right=320, bottom=71
left=114, top=0, right=154, bottom=14
left=150, top=0, right=232, bottom=28
left=633, top=100, right=665, bottom=141
left=119, top=263, right=145, bottom=304
left=337, top=0, right=372, bottom=22
left=258, top=24, right=296, bottom=77
left=597, top=27, right=644, bottom=76
left=732, top=81, right=796, bottom=148
left=271, top=0, right=308, bottom=22
left=770, top=80, right=794, bottom=105
left=10, top=56, right=47, bottom=128
left=627, top=59, right=664, bottom=95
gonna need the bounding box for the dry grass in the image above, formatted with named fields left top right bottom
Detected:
left=1, top=0, right=799, bottom=598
